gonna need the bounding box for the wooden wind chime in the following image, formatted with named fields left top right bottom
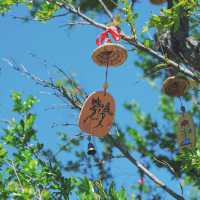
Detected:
left=162, top=74, right=196, bottom=152
left=78, top=26, right=127, bottom=155
left=150, top=0, right=196, bottom=152
left=78, top=26, right=196, bottom=154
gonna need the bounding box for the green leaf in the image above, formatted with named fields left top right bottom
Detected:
left=143, top=39, right=151, bottom=48
left=127, top=127, right=145, bottom=146
left=55, top=80, right=63, bottom=88
left=24, top=114, right=36, bottom=131
left=28, top=159, right=38, bottom=170
left=41, top=190, right=50, bottom=199
left=11, top=91, right=37, bottom=113
left=142, top=25, right=149, bottom=33
left=35, top=1, right=59, bottom=21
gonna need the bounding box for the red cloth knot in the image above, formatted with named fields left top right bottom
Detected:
left=96, top=26, right=121, bottom=46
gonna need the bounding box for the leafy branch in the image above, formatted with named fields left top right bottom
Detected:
left=3, top=59, right=185, bottom=200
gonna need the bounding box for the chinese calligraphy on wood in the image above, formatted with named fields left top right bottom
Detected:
left=78, top=91, right=115, bottom=137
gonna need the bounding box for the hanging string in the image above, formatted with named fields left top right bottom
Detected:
left=88, top=135, right=92, bottom=143
left=103, top=54, right=110, bottom=95
left=179, top=96, right=185, bottom=115
left=105, top=63, right=108, bottom=85
left=103, top=63, right=109, bottom=95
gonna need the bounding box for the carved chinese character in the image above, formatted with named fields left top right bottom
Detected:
left=78, top=91, right=115, bottom=137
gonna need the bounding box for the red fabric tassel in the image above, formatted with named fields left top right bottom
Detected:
left=96, top=26, right=121, bottom=46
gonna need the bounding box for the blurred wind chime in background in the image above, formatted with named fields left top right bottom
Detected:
left=162, top=72, right=196, bottom=152
left=78, top=26, right=127, bottom=155
left=150, top=0, right=166, bottom=5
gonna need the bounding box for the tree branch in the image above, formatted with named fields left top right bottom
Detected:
left=120, top=34, right=200, bottom=82
left=106, top=134, right=184, bottom=200
left=152, top=156, right=184, bottom=197
left=59, top=21, right=90, bottom=28
left=56, top=2, right=200, bottom=84
left=4, top=59, right=185, bottom=200
left=11, top=12, right=69, bottom=22
left=2, top=58, right=83, bottom=110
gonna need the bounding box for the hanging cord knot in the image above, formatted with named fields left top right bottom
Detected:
left=180, top=105, right=185, bottom=114
left=96, top=26, right=121, bottom=46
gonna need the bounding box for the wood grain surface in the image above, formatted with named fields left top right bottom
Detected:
left=78, top=91, right=115, bottom=137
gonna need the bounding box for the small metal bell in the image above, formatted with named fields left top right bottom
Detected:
left=87, top=142, right=96, bottom=155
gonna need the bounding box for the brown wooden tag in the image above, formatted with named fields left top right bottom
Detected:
left=78, top=91, right=115, bottom=137
left=177, top=113, right=196, bottom=152
left=162, top=76, right=189, bottom=97
left=92, top=43, right=127, bottom=67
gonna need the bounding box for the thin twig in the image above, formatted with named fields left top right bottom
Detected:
left=3, top=59, right=83, bottom=110
left=44, top=104, right=69, bottom=111
left=55, top=1, right=106, bottom=30
left=152, top=156, right=184, bottom=198
left=11, top=12, right=69, bottom=22
left=98, top=0, right=113, bottom=20
left=59, top=21, right=90, bottom=28
left=6, top=161, right=24, bottom=192
left=51, top=122, right=78, bottom=128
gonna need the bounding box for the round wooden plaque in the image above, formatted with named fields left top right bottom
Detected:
left=162, top=76, right=189, bottom=97
left=177, top=113, right=196, bottom=152
left=150, top=0, right=166, bottom=4
left=78, top=91, right=115, bottom=137
left=92, top=43, right=127, bottom=67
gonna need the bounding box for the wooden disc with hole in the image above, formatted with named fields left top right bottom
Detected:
left=162, top=76, right=189, bottom=97
left=177, top=113, right=196, bottom=152
left=78, top=91, right=115, bottom=137
left=150, top=0, right=166, bottom=4
left=92, top=43, right=127, bottom=67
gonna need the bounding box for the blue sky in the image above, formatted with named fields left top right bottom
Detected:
left=0, top=1, right=192, bottom=199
